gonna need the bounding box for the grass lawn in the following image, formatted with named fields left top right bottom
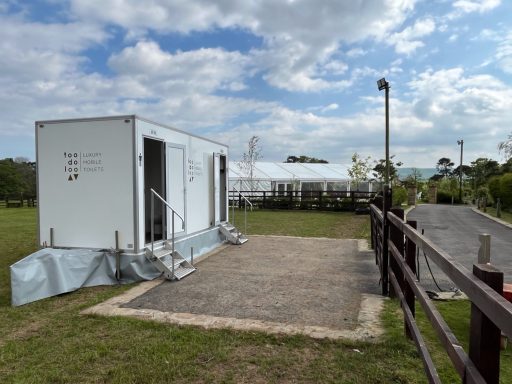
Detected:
left=233, top=209, right=371, bottom=239
left=0, top=208, right=510, bottom=383
left=484, top=206, right=512, bottom=225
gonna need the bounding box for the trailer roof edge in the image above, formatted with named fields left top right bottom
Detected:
left=35, top=115, right=228, bottom=149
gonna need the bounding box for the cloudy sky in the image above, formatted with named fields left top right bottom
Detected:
left=1, top=0, right=511, bottom=167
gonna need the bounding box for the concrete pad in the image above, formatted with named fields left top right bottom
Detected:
left=82, top=236, right=386, bottom=341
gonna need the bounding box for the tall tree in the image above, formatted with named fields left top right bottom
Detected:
left=347, top=153, right=371, bottom=191
left=469, top=157, right=500, bottom=188
left=0, top=158, right=25, bottom=197
left=498, top=132, right=512, bottom=160
left=372, top=155, right=403, bottom=184
left=238, top=136, right=262, bottom=190
left=452, top=164, right=471, bottom=178
left=436, top=158, right=454, bottom=177
left=500, top=158, right=512, bottom=174
left=285, top=155, right=328, bottom=163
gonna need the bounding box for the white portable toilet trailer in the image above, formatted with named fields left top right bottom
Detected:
left=35, top=115, right=237, bottom=280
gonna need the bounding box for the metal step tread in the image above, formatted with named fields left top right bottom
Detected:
left=238, top=237, right=249, bottom=244
left=174, top=266, right=196, bottom=280
left=162, top=257, right=186, bottom=270
left=153, top=248, right=172, bottom=259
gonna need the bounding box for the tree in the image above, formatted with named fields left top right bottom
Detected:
left=0, top=158, right=28, bottom=197
left=238, top=136, right=262, bottom=190
left=285, top=155, right=328, bottom=163
left=436, top=158, right=454, bottom=178
left=498, top=132, right=512, bottom=160
left=403, top=168, right=422, bottom=188
left=347, top=153, right=371, bottom=191
left=0, top=158, right=37, bottom=198
left=500, top=158, right=512, bottom=174
left=372, top=155, right=403, bottom=184
left=429, top=174, right=444, bottom=182
left=452, top=164, right=471, bottom=178
left=469, top=157, right=500, bottom=189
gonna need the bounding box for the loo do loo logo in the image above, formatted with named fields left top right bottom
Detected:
left=64, top=151, right=104, bottom=182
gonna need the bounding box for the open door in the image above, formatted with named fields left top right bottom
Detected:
left=166, top=144, right=186, bottom=237
left=144, top=138, right=166, bottom=243
left=213, top=153, right=227, bottom=224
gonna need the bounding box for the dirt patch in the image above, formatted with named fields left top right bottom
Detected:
left=83, top=236, right=385, bottom=341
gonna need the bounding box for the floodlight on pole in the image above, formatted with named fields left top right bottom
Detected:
left=377, top=78, right=390, bottom=187
left=376, top=77, right=391, bottom=297
left=457, top=139, right=464, bottom=203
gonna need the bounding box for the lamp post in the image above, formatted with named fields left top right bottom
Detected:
left=377, top=77, right=391, bottom=296
left=457, top=139, right=464, bottom=203
left=377, top=78, right=390, bottom=188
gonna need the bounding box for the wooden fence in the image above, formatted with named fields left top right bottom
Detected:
left=229, top=190, right=376, bottom=211
left=370, top=201, right=512, bottom=383
left=1, top=195, right=37, bottom=208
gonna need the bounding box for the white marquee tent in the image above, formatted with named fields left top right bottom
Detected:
left=229, top=161, right=375, bottom=193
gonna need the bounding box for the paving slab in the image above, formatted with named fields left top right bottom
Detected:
left=83, top=236, right=385, bottom=340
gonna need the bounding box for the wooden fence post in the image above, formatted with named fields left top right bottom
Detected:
left=469, top=263, right=503, bottom=384
left=389, top=207, right=404, bottom=299
left=478, top=234, right=491, bottom=264
left=370, top=210, right=375, bottom=250
left=382, top=186, right=392, bottom=296
left=404, top=220, right=417, bottom=340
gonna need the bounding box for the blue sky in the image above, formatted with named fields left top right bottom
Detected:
left=1, top=0, right=511, bottom=168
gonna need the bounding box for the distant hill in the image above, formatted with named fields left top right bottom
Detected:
left=397, top=168, right=437, bottom=180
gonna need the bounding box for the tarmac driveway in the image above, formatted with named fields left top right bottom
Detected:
left=407, top=204, right=512, bottom=290
left=118, top=236, right=383, bottom=338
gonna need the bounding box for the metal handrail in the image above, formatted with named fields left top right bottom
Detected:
left=232, top=186, right=253, bottom=209
left=150, top=188, right=184, bottom=277
left=231, top=186, right=252, bottom=236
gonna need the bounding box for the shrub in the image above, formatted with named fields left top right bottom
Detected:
left=488, top=176, right=500, bottom=201
left=392, top=186, right=407, bottom=206
left=437, top=190, right=461, bottom=204
left=499, top=173, right=512, bottom=208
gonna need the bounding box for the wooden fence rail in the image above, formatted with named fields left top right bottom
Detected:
left=229, top=190, right=376, bottom=211
left=370, top=203, right=512, bottom=384
left=2, top=195, right=37, bottom=208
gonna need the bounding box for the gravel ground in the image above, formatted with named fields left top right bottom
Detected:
left=123, top=236, right=381, bottom=331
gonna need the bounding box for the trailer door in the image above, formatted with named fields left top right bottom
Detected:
left=166, top=144, right=186, bottom=236
left=213, top=153, right=227, bottom=225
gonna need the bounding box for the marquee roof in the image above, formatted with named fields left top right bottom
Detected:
left=229, top=161, right=350, bottom=181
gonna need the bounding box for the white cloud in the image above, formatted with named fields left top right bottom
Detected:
left=448, top=34, right=458, bottom=42
left=494, top=32, right=512, bottom=74
left=406, top=68, right=512, bottom=161
left=322, top=103, right=339, bottom=113
left=346, top=48, right=367, bottom=58
left=321, top=60, right=349, bottom=75
left=387, top=18, right=436, bottom=55
left=453, top=0, right=501, bottom=14
left=447, top=0, right=501, bottom=19
left=108, top=41, right=250, bottom=94
left=472, top=28, right=502, bottom=41
left=69, top=0, right=418, bottom=92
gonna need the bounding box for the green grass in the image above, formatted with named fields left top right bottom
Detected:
left=484, top=207, right=512, bottom=225
left=0, top=208, right=510, bottom=383
left=233, top=209, right=371, bottom=240
left=416, top=300, right=512, bottom=382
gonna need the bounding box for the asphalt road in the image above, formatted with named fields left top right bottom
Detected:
left=407, top=204, right=512, bottom=291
